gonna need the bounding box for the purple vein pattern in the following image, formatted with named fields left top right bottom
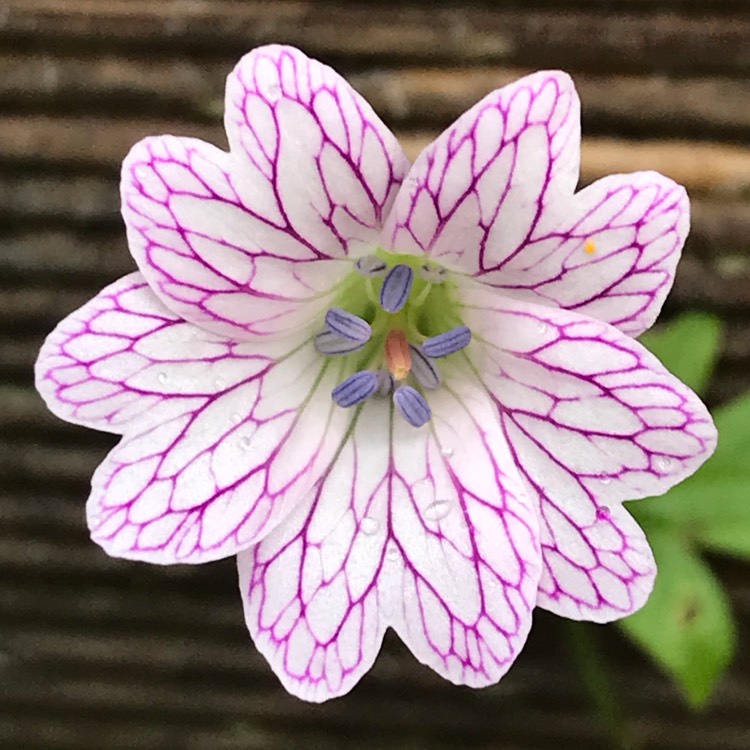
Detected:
left=383, top=73, right=686, bottom=337
left=35, top=44, right=716, bottom=702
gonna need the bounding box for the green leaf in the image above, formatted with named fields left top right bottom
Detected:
left=618, top=528, right=735, bottom=707
left=631, top=393, right=750, bottom=557
left=639, top=313, right=722, bottom=394
left=707, top=392, right=750, bottom=474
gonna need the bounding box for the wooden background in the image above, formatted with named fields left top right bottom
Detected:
left=2, top=1, right=750, bottom=748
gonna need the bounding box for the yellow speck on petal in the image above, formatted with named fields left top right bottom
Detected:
left=386, top=329, right=411, bottom=380
left=584, top=240, right=596, bottom=255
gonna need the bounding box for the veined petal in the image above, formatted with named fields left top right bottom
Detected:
left=389, top=372, right=540, bottom=688
left=239, top=378, right=541, bottom=701
left=488, top=171, right=689, bottom=336
left=122, top=135, right=349, bottom=341
left=35, top=273, right=271, bottom=434
left=461, top=289, right=713, bottom=620
left=122, top=44, right=410, bottom=341
left=86, top=350, right=351, bottom=564
left=383, top=71, right=580, bottom=270
left=463, top=287, right=717, bottom=504
left=36, top=274, right=353, bottom=564
left=534, top=495, right=656, bottom=622
left=225, top=44, right=409, bottom=254
left=237, top=403, right=391, bottom=702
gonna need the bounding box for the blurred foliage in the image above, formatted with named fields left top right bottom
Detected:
left=618, top=312, right=749, bottom=707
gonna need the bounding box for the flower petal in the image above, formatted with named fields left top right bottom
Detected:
left=462, top=290, right=713, bottom=620
left=489, top=172, right=689, bottom=336
left=121, top=135, right=348, bottom=341
left=383, top=71, right=580, bottom=270
left=35, top=273, right=272, bottom=434
left=389, top=372, right=541, bottom=688
left=239, top=376, right=541, bottom=701
left=122, top=44, right=409, bottom=340
left=225, top=45, right=408, bottom=247
left=527, top=470, right=656, bottom=621
left=37, top=275, right=353, bottom=563
left=86, top=350, right=351, bottom=564
left=463, top=288, right=717, bottom=504
left=237, top=402, right=391, bottom=702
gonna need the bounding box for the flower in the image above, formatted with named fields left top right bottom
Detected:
left=35, top=45, right=716, bottom=702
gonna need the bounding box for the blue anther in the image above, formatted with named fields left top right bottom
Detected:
left=409, top=345, right=441, bottom=390
left=393, top=385, right=431, bottom=427
left=331, top=370, right=379, bottom=408
left=379, top=264, right=413, bottom=313
left=325, top=307, right=371, bottom=343
left=422, top=326, right=472, bottom=358
left=315, top=330, right=366, bottom=356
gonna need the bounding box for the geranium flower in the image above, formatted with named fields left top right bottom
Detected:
left=35, top=45, right=716, bottom=702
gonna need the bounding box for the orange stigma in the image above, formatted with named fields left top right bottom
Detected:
left=584, top=240, right=596, bottom=254
left=385, top=329, right=411, bottom=380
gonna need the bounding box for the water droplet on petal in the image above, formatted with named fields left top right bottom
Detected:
left=239, top=435, right=253, bottom=450
left=214, top=377, right=226, bottom=390
left=596, top=506, right=612, bottom=521
left=157, top=372, right=168, bottom=384
left=424, top=499, right=451, bottom=521
left=441, top=446, right=454, bottom=457
left=265, top=82, right=282, bottom=101
left=657, top=456, right=673, bottom=472
left=386, top=545, right=399, bottom=561
left=231, top=413, right=243, bottom=425
left=361, top=517, right=379, bottom=535
left=536, top=321, right=548, bottom=334
left=600, top=476, right=612, bottom=485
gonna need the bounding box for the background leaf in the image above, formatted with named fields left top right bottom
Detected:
left=633, top=393, right=750, bottom=557
left=618, top=527, right=735, bottom=707
left=639, top=312, right=722, bottom=394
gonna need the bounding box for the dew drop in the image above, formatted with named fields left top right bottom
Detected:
left=423, top=499, right=451, bottom=522
left=157, top=372, right=168, bottom=384
left=386, top=545, right=399, bottom=561
left=441, top=446, right=454, bottom=458
left=231, top=413, right=243, bottom=425
left=656, top=456, right=673, bottom=472
left=536, top=321, right=548, bottom=334
left=600, top=476, right=612, bottom=485
left=239, top=435, right=253, bottom=450
left=214, top=377, right=226, bottom=390
left=265, top=83, right=282, bottom=101
left=361, top=517, right=379, bottom=535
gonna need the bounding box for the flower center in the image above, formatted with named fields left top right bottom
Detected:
left=316, top=251, right=471, bottom=428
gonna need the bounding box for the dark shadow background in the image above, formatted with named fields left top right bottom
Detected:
left=1, top=1, right=750, bottom=748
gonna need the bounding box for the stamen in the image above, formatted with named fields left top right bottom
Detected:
left=331, top=370, right=379, bottom=407
left=420, top=263, right=447, bottom=284
left=385, top=329, right=411, bottom=380
left=379, top=264, right=413, bottom=313
left=325, top=307, right=371, bottom=342
left=422, top=326, right=472, bottom=358
left=355, top=255, right=388, bottom=277
left=375, top=370, right=395, bottom=396
left=393, top=385, right=431, bottom=427
left=409, top=345, right=441, bottom=390
left=315, top=330, right=366, bottom=356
